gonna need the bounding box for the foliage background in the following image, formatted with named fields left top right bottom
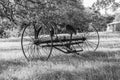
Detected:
left=0, top=0, right=116, bottom=38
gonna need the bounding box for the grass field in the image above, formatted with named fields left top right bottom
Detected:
left=0, top=32, right=120, bottom=80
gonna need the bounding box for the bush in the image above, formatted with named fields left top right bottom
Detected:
left=0, top=26, right=6, bottom=38
left=4, top=29, right=20, bottom=38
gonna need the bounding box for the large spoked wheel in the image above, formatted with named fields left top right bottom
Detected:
left=21, top=25, right=53, bottom=61
left=72, top=26, right=99, bottom=53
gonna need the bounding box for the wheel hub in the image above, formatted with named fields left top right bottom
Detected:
left=33, top=39, right=40, bottom=45
left=81, top=37, right=86, bottom=41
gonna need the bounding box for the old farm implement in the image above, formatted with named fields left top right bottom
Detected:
left=21, top=21, right=100, bottom=61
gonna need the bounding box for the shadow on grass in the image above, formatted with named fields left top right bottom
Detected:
left=47, top=50, right=120, bottom=63
left=31, top=50, right=120, bottom=80
left=27, top=50, right=120, bottom=76
left=79, top=51, right=120, bottom=62
left=35, top=50, right=120, bottom=80
left=29, top=50, right=120, bottom=64
left=0, top=59, right=27, bottom=74
left=1, top=50, right=120, bottom=80
left=30, top=63, right=120, bottom=80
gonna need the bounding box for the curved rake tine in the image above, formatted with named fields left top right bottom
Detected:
left=38, top=46, right=43, bottom=58
left=36, top=46, right=41, bottom=57
left=38, top=45, right=43, bottom=54
left=78, top=43, right=83, bottom=50
left=35, top=45, right=38, bottom=58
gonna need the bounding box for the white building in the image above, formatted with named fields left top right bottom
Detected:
left=107, top=21, right=120, bottom=32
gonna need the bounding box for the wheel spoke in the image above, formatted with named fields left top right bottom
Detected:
left=30, top=45, right=35, bottom=58
left=23, top=43, right=32, bottom=47
left=76, top=26, right=99, bottom=53
left=83, top=41, right=90, bottom=51
left=87, top=41, right=98, bottom=46
left=85, top=40, right=95, bottom=51
left=36, top=46, right=40, bottom=57
left=77, top=42, right=83, bottom=50
left=24, top=31, right=34, bottom=41
left=28, top=44, right=33, bottom=59
left=24, top=44, right=31, bottom=55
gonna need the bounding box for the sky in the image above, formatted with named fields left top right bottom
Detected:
left=83, top=0, right=97, bottom=7
left=83, top=0, right=120, bottom=15
left=83, top=0, right=120, bottom=7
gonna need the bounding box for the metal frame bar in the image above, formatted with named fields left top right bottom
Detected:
left=38, top=37, right=85, bottom=44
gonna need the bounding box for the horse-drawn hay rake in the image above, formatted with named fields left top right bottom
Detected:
left=21, top=21, right=100, bottom=61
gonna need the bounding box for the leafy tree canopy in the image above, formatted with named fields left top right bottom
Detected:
left=0, top=0, right=85, bottom=27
